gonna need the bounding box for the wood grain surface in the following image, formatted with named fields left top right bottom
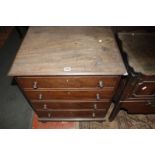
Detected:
left=36, top=110, right=106, bottom=119
left=9, top=27, right=126, bottom=76
left=16, top=76, right=119, bottom=89
left=31, top=100, right=110, bottom=110
left=23, top=89, right=114, bottom=100
left=121, top=100, right=155, bottom=113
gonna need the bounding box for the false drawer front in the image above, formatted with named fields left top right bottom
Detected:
left=24, top=89, right=114, bottom=100
left=131, top=81, right=155, bottom=99
left=31, top=100, right=110, bottom=110
left=127, top=76, right=155, bottom=100
left=16, top=76, right=120, bottom=89
left=121, top=100, right=155, bottom=114
left=36, top=110, right=106, bottom=119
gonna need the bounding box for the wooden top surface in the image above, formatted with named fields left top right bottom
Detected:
left=9, top=27, right=126, bottom=76
left=118, top=32, right=155, bottom=75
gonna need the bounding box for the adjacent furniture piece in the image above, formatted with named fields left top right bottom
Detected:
left=0, top=27, right=13, bottom=47
left=0, top=27, right=28, bottom=48
left=9, top=27, right=126, bottom=121
left=109, top=32, right=155, bottom=121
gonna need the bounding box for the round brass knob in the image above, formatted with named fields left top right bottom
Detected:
left=94, top=104, right=97, bottom=109
left=43, top=104, right=47, bottom=109
left=33, top=81, right=38, bottom=89
left=96, top=93, right=100, bottom=100
left=98, top=81, right=104, bottom=88
left=48, top=113, right=51, bottom=118
left=38, top=94, right=43, bottom=100
left=92, top=112, right=96, bottom=118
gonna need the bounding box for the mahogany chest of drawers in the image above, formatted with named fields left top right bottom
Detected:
left=109, top=32, right=155, bottom=121
left=9, top=27, right=126, bottom=121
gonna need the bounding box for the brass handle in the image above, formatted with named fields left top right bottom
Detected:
left=43, top=104, right=47, bottom=109
left=92, top=112, right=96, bottom=118
left=141, top=86, right=147, bottom=90
left=38, top=94, right=43, bottom=100
left=94, top=104, right=97, bottom=109
left=48, top=113, right=51, bottom=118
left=138, top=82, right=143, bottom=85
left=98, top=81, right=104, bottom=88
left=96, top=93, right=100, bottom=100
left=33, top=81, right=38, bottom=89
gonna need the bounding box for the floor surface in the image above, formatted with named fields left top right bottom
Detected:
left=0, top=29, right=33, bottom=129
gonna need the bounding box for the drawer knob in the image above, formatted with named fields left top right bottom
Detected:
left=48, top=113, right=51, bottom=118
left=92, top=112, right=96, bottom=118
left=98, top=81, right=104, bottom=88
left=39, top=94, right=43, bottom=100
left=43, top=104, right=47, bottom=109
left=94, top=104, right=97, bottom=109
left=96, top=93, right=100, bottom=100
left=33, top=81, right=38, bottom=89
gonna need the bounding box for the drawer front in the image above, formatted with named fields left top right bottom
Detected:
left=121, top=100, right=155, bottom=114
left=16, top=76, right=119, bottom=89
left=31, top=100, right=110, bottom=110
left=132, top=81, right=155, bottom=98
left=125, top=76, right=155, bottom=100
left=36, top=110, right=106, bottom=118
left=24, top=89, right=114, bottom=100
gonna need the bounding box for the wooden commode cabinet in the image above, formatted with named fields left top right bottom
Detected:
left=109, top=32, right=155, bottom=121
left=9, top=27, right=126, bottom=121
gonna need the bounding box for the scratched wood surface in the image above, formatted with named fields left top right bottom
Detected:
left=118, top=33, right=155, bottom=75
left=9, top=27, right=126, bottom=76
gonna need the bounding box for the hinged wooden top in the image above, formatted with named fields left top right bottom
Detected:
left=9, top=27, right=126, bottom=76
left=118, top=32, right=155, bottom=75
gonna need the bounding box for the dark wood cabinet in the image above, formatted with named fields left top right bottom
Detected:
left=109, top=33, right=155, bottom=121
left=9, top=27, right=126, bottom=121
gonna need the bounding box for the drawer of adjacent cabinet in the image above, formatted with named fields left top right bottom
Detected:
left=16, top=76, right=120, bottom=89
left=31, top=100, right=110, bottom=110
left=121, top=100, right=155, bottom=114
left=23, top=89, right=114, bottom=100
left=126, top=76, right=155, bottom=100
left=36, top=110, right=106, bottom=119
